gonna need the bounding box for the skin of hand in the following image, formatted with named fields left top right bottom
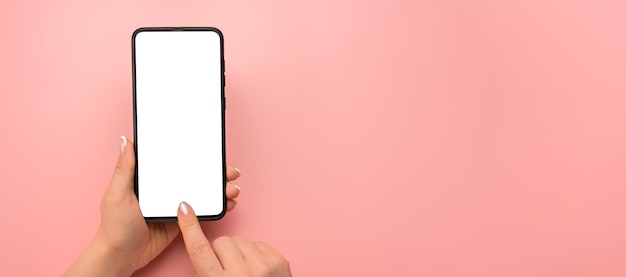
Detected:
left=64, top=137, right=241, bottom=276
left=177, top=202, right=292, bottom=277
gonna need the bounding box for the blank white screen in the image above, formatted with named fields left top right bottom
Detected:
left=135, top=30, right=224, bottom=218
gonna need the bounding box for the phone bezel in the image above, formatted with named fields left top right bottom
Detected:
left=131, top=27, right=226, bottom=222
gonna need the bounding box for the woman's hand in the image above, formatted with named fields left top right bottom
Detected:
left=177, top=202, right=292, bottom=277
left=65, top=136, right=242, bottom=276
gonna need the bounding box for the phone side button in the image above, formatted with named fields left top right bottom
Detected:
left=224, top=97, right=226, bottom=110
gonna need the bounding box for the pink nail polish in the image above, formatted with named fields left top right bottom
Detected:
left=179, top=202, right=190, bottom=215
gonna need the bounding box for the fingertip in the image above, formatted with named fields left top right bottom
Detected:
left=226, top=183, right=241, bottom=199
left=226, top=165, right=241, bottom=181
left=120, top=136, right=127, bottom=154
left=177, top=202, right=200, bottom=231
left=227, top=200, right=237, bottom=211
left=119, top=136, right=135, bottom=154
left=179, top=201, right=192, bottom=216
left=116, top=136, right=135, bottom=168
left=109, top=136, right=136, bottom=195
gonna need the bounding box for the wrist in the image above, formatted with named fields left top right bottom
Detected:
left=91, top=234, right=136, bottom=276
left=64, top=235, right=135, bottom=277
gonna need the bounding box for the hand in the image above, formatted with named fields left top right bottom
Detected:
left=177, top=202, right=292, bottom=277
left=65, top=136, right=242, bottom=276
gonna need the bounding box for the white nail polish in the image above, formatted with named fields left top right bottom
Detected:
left=120, top=136, right=127, bottom=154
left=235, top=168, right=241, bottom=175
left=234, top=185, right=241, bottom=192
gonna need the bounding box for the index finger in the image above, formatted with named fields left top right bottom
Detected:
left=177, top=202, right=223, bottom=275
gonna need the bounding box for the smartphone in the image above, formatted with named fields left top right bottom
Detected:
left=132, top=27, right=226, bottom=221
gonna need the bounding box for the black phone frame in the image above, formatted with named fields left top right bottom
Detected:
left=131, top=27, right=227, bottom=222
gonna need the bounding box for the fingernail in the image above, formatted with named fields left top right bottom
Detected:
left=234, top=185, right=241, bottom=192
left=120, top=136, right=127, bottom=154
left=235, top=168, right=241, bottom=175
left=179, top=202, right=190, bottom=215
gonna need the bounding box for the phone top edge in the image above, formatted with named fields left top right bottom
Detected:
left=132, top=27, right=224, bottom=43
left=133, top=27, right=223, bottom=33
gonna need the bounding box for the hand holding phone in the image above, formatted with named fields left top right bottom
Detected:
left=64, top=137, right=243, bottom=276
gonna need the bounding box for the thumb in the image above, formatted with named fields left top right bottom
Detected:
left=107, top=136, right=136, bottom=197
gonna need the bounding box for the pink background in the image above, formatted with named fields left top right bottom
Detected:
left=1, top=1, right=626, bottom=276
